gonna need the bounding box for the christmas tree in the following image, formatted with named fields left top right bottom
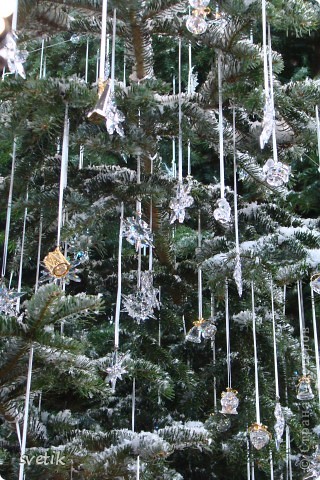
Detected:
left=1, top=0, right=320, bottom=478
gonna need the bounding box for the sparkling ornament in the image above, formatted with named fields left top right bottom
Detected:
left=260, top=96, right=274, bottom=149
left=297, top=376, right=314, bottom=401
left=140, top=271, right=161, bottom=310
left=220, top=388, right=239, bottom=415
left=122, top=272, right=160, bottom=324
left=205, top=413, right=231, bottom=432
left=105, top=98, right=125, bottom=136
left=263, top=159, right=290, bottom=187
left=249, top=423, right=271, bottom=450
left=311, top=274, right=320, bottom=294
left=0, top=281, right=23, bottom=316
left=0, top=32, right=28, bottom=79
left=123, top=215, right=153, bottom=251
left=186, top=13, right=207, bottom=35
left=213, top=198, right=231, bottom=225
left=41, top=247, right=81, bottom=284
left=233, top=254, right=243, bottom=297
left=106, top=354, right=128, bottom=392
left=185, top=325, right=202, bottom=343
left=200, top=317, right=217, bottom=339
left=274, top=402, right=285, bottom=450
left=170, top=183, right=194, bottom=224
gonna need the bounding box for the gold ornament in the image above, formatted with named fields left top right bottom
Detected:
left=43, top=247, right=71, bottom=278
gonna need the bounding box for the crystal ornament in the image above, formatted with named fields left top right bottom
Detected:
left=274, top=402, right=285, bottom=450
left=200, top=317, right=217, bottom=339
left=260, top=96, right=274, bottom=149
left=186, top=318, right=217, bottom=342
left=297, top=376, right=314, bottom=401
left=123, top=215, right=153, bottom=251
left=123, top=271, right=160, bottom=324
left=186, top=14, right=207, bottom=35
left=0, top=281, right=23, bottom=316
left=233, top=254, right=243, bottom=297
left=205, top=413, right=231, bottom=432
left=106, top=354, right=128, bottom=392
left=213, top=198, right=231, bottom=225
left=0, top=33, right=28, bottom=79
left=263, top=159, right=290, bottom=187
left=170, top=183, right=194, bottom=224
left=105, top=98, right=125, bottom=136
left=249, top=423, right=271, bottom=450
left=185, top=325, right=202, bottom=343
left=140, top=271, right=161, bottom=310
left=311, top=274, right=320, bottom=294
left=220, top=388, right=239, bottom=415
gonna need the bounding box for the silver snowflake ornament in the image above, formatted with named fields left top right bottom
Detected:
left=106, top=98, right=125, bottom=137
left=123, top=216, right=153, bottom=251
left=106, top=354, right=128, bottom=392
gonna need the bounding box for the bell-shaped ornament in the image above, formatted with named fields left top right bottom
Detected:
left=311, top=274, right=320, bottom=294
left=249, top=423, right=271, bottom=450
left=200, top=318, right=217, bottom=339
left=297, top=376, right=314, bottom=401
left=87, top=80, right=111, bottom=124
left=185, top=325, right=201, bottom=343
left=220, top=388, right=239, bottom=415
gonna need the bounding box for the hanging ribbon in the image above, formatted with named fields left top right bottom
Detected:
left=172, top=76, right=177, bottom=179
left=187, top=42, right=192, bottom=177
left=18, top=345, right=34, bottom=480
left=261, top=0, right=269, bottom=99
left=178, top=38, right=183, bottom=183
left=316, top=105, right=320, bottom=172
left=2, top=139, right=17, bottom=278
left=232, top=107, right=242, bottom=296
left=12, top=0, right=18, bottom=32
left=79, top=144, right=84, bottom=170
left=114, top=203, right=124, bottom=350
left=98, top=0, right=108, bottom=88
left=35, top=213, right=43, bottom=292
left=310, top=284, right=320, bottom=405
left=16, top=189, right=28, bottom=313
left=218, top=53, right=225, bottom=198
left=247, top=434, right=251, bottom=480
left=57, top=104, right=69, bottom=247
left=198, top=211, right=202, bottom=320
left=85, top=38, right=89, bottom=83
left=286, top=425, right=292, bottom=480
left=211, top=294, right=217, bottom=412
left=269, top=450, right=274, bottom=480
left=251, top=281, right=261, bottom=424
left=110, top=9, right=117, bottom=93
left=297, top=281, right=307, bottom=376
left=225, top=281, right=232, bottom=388
left=268, top=24, right=278, bottom=165
left=39, top=39, right=45, bottom=79
left=271, top=279, right=280, bottom=399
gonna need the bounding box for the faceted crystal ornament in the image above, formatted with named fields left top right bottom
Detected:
left=185, top=325, right=202, bottom=343
left=0, top=32, right=28, bottom=79
left=123, top=290, right=155, bottom=323
left=249, top=423, right=271, bottom=450
left=140, top=271, right=161, bottom=310
left=170, top=183, right=194, bottom=224
left=123, top=216, right=153, bottom=251
left=189, top=0, right=210, bottom=7
left=0, top=282, right=23, bottom=316
left=233, top=254, right=243, bottom=297
left=106, top=354, right=128, bottom=392
left=205, top=413, right=231, bottom=433
left=297, top=376, right=314, bottom=401
left=311, top=274, right=320, bottom=294
left=260, top=95, right=274, bottom=149
left=105, top=99, right=125, bottom=137
left=263, top=158, right=290, bottom=187
left=213, top=198, right=231, bottom=225
left=274, top=402, right=285, bottom=450
left=186, top=14, right=207, bottom=35
left=200, top=318, right=217, bottom=339
left=220, top=388, right=239, bottom=415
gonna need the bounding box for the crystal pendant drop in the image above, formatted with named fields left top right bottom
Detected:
left=274, top=402, right=285, bottom=449
left=220, top=388, right=239, bottom=415
left=186, top=15, right=207, bottom=35
left=249, top=423, right=271, bottom=450
left=311, top=274, right=320, bottom=294
left=200, top=318, right=217, bottom=339
left=263, top=158, right=290, bottom=187
left=185, top=325, right=201, bottom=343
left=213, top=198, right=231, bottom=225
left=297, top=376, right=314, bottom=401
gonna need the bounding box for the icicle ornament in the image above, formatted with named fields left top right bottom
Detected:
left=123, top=215, right=153, bottom=251
left=233, top=254, right=242, bottom=297
left=274, top=402, right=285, bottom=449
left=169, top=182, right=194, bottom=224
left=249, top=423, right=271, bottom=450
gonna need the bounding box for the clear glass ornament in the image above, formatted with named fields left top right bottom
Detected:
left=274, top=402, right=285, bottom=449
left=189, top=0, right=210, bottom=7
left=213, top=198, right=231, bottom=225
left=205, top=413, right=231, bottom=432
left=170, top=183, right=194, bottom=224
left=311, top=274, right=320, bottom=294
left=106, top=354, right=128, bottom=392
left=123, top=290, right=155, bottom=323
left=260, top=96, right=274, bottom=149
left=297, top=376, right=314, bottom=401
left=200, top=318, right=217, bottom=339
left=186, top=15, right=207, bottom=35
left=123, top=215, right=153, bottom=251
left=185, top=325, right=201, bottom=343
left=263, top=159, right=290, bottom=187
left=0, top=282, right=23, bottom=316
left=106, top=99, right=125, bottom=137
left=249, top=423, right=271, bottom=450
left=233, top=254, right=242, bottom=297
left=220, top=388, right=239, bottom=415
left=0, top=32, right=28, bottom=79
